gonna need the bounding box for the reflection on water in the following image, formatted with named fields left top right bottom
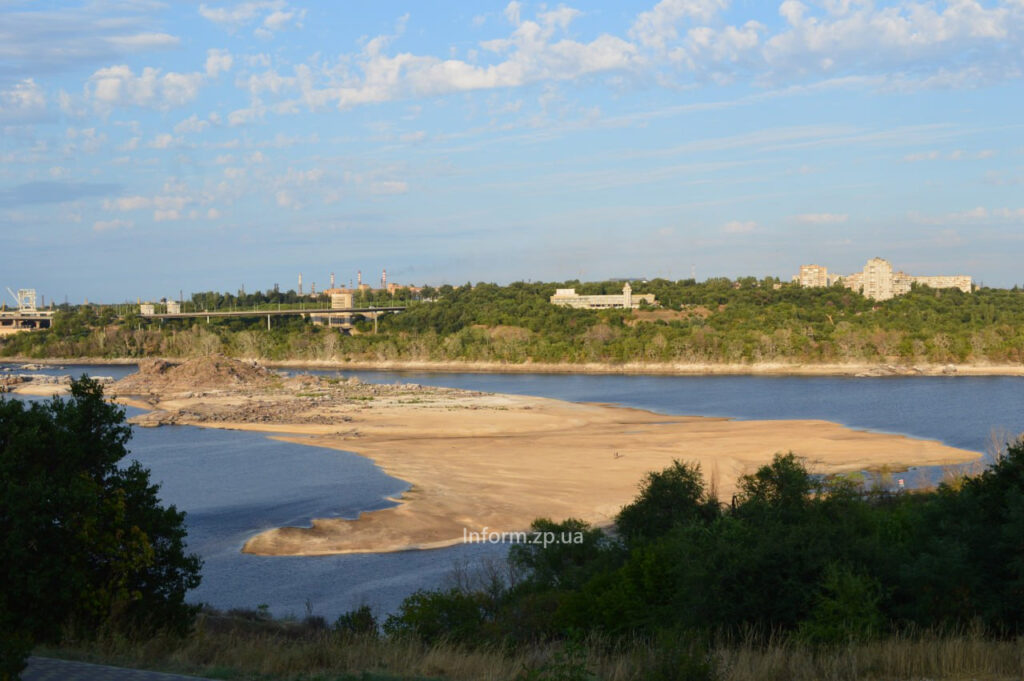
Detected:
left=4, top=362, right=1024, bottom=620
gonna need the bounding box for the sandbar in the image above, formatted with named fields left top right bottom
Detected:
left=11, top=358, right=984, bottom=556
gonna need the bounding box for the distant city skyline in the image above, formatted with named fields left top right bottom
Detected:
left=3, top=1, right=1024, bottom=300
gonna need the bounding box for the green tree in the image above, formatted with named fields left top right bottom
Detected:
left=616, top=460, right=720, bottom=545
left=0, top=378, right=201, bottom=680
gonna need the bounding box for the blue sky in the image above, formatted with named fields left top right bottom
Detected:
left=2, top=0, right=1023, bottom=302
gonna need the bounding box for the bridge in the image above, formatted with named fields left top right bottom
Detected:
left=0, top=310, right=55, bottom=335
left=1, top=287, right=54, bottom=335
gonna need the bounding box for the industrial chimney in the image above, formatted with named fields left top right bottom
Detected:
left=298, top=273, right=303, bottom=296
left=330, top=272, right=335, bottom=289
left=381, top=268, right=387, bottom=291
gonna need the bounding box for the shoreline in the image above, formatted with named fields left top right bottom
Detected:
left=12, top=365, right=985, bottom=556
left=234, top=404, right=985, bottom=556
left=5, top=355, right=1024, bottom=377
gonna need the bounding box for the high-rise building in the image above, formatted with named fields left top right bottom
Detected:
left=796, top=258, right=971, bottom=301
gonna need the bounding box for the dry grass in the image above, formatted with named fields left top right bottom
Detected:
left=39, top=617, right=1024, bottom=681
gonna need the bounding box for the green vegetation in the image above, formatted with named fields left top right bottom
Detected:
left=0, top=378, right=201, bottom=680
left=4, top=279, right=1024, bottom=365
left=8, top=376, right=1024, bottom=679
left=40, top=607, right=1024, bottom=681
left=376, top=445, right=1024, bottom=659
left=38, top=444, right=1024, bottom=680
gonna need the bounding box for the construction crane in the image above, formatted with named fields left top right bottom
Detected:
left=5, top=288, right=38, bottom=312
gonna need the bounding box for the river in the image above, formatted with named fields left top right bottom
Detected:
left=4, top=362, right=1024, bottom=621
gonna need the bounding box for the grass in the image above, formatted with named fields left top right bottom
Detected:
left=37, top=612, right=1024, bottom=681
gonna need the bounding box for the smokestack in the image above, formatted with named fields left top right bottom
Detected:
left=298, top=273, right=303, bottom=296
left=382, top=268, right=387, bottom=290
left=311, top=282, right=316, bottom=295
left=357, top=270, right=362, bottom=287
left=330, top=272, right=335, bottom=289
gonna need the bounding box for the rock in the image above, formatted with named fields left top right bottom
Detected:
left=942, top=364, right=958, bottom=375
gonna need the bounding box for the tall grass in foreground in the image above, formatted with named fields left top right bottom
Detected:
left=40, top=614, right=1024, bottom=681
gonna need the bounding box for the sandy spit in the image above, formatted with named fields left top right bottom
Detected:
left=228, top=396, right=980, bottom=556
left=9, top=364, right=986, bottom=557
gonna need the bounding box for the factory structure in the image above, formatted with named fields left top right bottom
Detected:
left=549, top=282, right=657, bottom=309
left=797, top=258, right=972, bottom=301
left=0, top=288, right=54, bottom=335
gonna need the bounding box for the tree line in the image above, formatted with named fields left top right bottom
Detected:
left=4, top=280, right=1024, bottom=365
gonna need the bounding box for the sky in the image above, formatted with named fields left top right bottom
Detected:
left=2, top=0, right=1024, bottom=302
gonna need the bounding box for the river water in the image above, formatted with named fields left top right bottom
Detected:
left=4, top=362, right=1024, bottom=621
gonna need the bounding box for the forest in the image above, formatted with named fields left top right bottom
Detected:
left=4, top=279, right=1024, bottom=366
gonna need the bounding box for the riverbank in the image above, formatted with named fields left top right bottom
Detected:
left=6, top=355, right=1024, bottom=377
left=13, top=356, right=981, bottom=556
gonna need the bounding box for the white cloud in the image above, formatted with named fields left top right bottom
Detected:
left=105, top=193, right=192, bottom=219
left=909, top=206, right=988, bottom=225
left=106, top=33, right=180, bottom=50
left=87, top=65, right=203, bottom=110
left=228, top=104, right=263, bottom=126
left=630, top=0, right=728, bottom=49
left=65, top=126, right=107, bottom=153
left=148, top=133, right=180, bottom=149
left=325, top=10, right=639, bottom=109
left=205, top=48, right=234, bottom=78
left=793, top=212, right=848, bottom=224
left=207, top=208, right=222, bottom=219
left=243, top=69, right=296, bottom=95
left=275, top=190, right=296, bottom=207
left=763, top=0, right=1017, bottom=80
left=370, top=180, right=409, bottom=195
left=905, top=148, right=999, bottom=161
left=105, top=196, right=151, bottom=211
left=400, top=130, right=427, bottom=143
left=199, top=1, right=285, bottom=28
left=670, top=21, right=764, bottom=74
left=154, top=209, right=181, bottom=221
left=262, top=9, right=303, bottom=32
left=174, top=114, right=210, bottom=134
left=200, top=1, right=303, bottom=37
left=904, top=150, right=942, bottom=162
left=93, top=218, right=133, bottom=232
left=722, top=219, right=757, bottom=233
left=504, top=2, right=523, bottom=26
left=0, top=78, right=46, bottom=121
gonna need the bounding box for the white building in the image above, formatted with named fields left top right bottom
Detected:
left=796, top=258, right=972, bottom=301
left=550, top=282, right=657, bottom=309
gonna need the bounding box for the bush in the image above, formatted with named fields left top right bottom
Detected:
left=0, top=378, right=201, bottom=678
left=334, top=605, right=378, bottom=637
left=382, top=589, right=487, bottom=644
left=616, top=460, right=719, bottom=545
